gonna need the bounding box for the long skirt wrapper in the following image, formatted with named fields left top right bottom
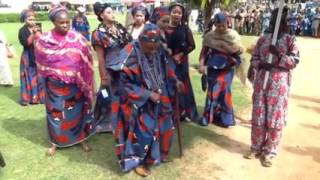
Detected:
left=44, top=78, right=96, bottom=147
left=20, top=50, right=45, bottom=105
left=200, top=68, right=236, bottom=127
left=174, top=58, right=198, bottom=120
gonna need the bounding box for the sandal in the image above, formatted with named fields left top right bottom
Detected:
left=261, top=156, right=273, bottom=167
left=162, top=156, right=173, bottom=163
left=243, top=151, right=260, bottom=159
left=134, top=165, right=150, bottom=177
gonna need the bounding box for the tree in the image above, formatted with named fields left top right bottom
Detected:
left=188, top=0, right=216, bottom=28
left=186, top=0, right=237, bottom=28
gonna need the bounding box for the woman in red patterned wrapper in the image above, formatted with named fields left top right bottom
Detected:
left=244, top=7, right=300, bottom=167
left=18, top=9, right=45, bottom=105
left=35, top=5, right=95, bottom=156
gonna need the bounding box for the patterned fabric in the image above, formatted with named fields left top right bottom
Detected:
left=249, top=33, right=299, bottom=157
left=35, top=29, right=95, bottom=147
left=92, top=22, right=132, bottom=52
left=165, top=25, right=198, bottom=120
left=138, top=23, right=161, bottom=43
left=45, top=78, right=95, bottom=147
left=113, top=41, right=177, bottom=172
left=72, top=15, right=90, bottom=41
left=18, top=25, right=45, bottom=105
left=91, top=22, right=132, bottom=132
left=20, top=51, right=45, bottom=104
left=200, top=48, right=241, bottom=127
left=35, top=30, right=94, bottom=105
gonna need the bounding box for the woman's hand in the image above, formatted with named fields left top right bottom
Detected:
left=32, top=25, right=41, bottom=34
left=176, top=81, right=184, bottom=93
left=198, top=64, right=206, bottom=74
left=173, top=53, right=184, bottom=64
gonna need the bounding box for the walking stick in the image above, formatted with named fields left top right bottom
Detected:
left=174, top=93, right=183, bottom=158
left=262, top=0, right=285, bottom=90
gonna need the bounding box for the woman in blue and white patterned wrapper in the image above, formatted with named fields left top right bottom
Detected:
left=198, top=12, right=243, bottom=128
left=72, top=6, right=90, bottom=41
left=113, top=23, right=182, bottom=177
left=35, top=5, right=96, bottom=156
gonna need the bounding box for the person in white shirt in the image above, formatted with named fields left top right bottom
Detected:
left=0, top=30, right=14, bottom=87
left=127, top=6, right=149, bottom=40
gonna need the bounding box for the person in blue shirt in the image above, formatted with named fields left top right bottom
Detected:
left=72, top=6, right=90, bottom=41
left=261, top=8, right=272, bottom=35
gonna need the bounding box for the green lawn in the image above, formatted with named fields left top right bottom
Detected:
left=0, top=13, right=252, bottom=179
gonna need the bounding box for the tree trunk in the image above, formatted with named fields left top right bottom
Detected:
left=204, top=0, right=215, bottom=28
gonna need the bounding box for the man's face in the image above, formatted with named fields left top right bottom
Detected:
left=140, top=41, right=160, bottom=56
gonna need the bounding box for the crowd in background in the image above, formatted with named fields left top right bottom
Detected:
left=191, top=2, right=320, bottom=38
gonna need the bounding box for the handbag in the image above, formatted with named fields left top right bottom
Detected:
left=201, top=74, right=208, bottom=92
left=96, top=87, right=112, bottom=106
left=94, top=87, right=112, bottom=121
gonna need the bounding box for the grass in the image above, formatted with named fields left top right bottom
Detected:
left=0, top=13, right=252, bottom=179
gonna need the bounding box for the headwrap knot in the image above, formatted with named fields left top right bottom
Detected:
left=48, top=5, right=69, bottom=22
left=93, top=2, right=111, bottom=22
left=138, top=23, right=161, bottom=43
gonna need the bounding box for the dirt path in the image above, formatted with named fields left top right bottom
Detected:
left=177, top=37, right=320, bottom=180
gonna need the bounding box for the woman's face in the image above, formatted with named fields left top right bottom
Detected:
left=215, top=22, right=228, bottom=33
left=280, top=21, right=289, bottom=33
left=134, top=11, right=145, bottom=26
left=25, top=15, right=36, bottom=27
left=140, top=41, right=160, bottom=55
left=100, top=7, right=114, bottom=22
left=53, top=12, right=70, bottom=35
left=170, top=6, right=183, bottom=24
left=157, top=15, right=170, bottom=29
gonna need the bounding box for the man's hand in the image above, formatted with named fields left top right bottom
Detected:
left=269, top=45, right=280, bottom=57
left=150, top=92, right=161, bottom=103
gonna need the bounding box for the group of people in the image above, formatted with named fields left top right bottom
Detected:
left=286, top=6, right=320, bottom=37
left=0, top=1, right=299, bottom=177
left=232, top=6, right=272, bottom=36
left=206, top=4, right=320, bottom=38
